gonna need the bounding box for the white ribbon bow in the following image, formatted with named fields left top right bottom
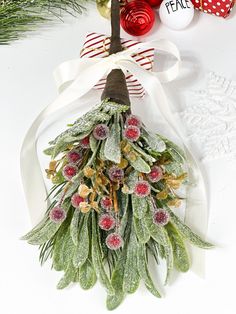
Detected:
left=20, top=39, right=208, bottom=276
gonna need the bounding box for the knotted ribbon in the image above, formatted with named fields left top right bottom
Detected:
left=21, top=39, right=208, bottom=276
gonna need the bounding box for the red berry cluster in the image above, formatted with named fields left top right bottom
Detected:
left=124, top=115, right=142, bottom=142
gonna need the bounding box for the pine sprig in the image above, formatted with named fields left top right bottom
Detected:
left=0, top=0, right=94, bottom=44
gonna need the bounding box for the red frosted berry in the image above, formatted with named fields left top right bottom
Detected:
left=80, top=136, right=90, bottom=149
left=98, top=214, right=116, bottom=231
left=62, top=164, right=78, bottom=180
left=153, top=209, right=170, bottom=226
left=71, top=193, right=84, bottom=208
left=108, top=166, right=124, bottom=182
left=93, top=124, right=109, bottom=140
left=147, top=166, right=163, bottom=183
left=100, top=197, right=113, bottom=210
left=49, top=206, right=66, bottom=223
left=125, top=115, right=141, bottom=128
left=106, top=233, right=123, bottom=250
left=67, top=150, right=82, bottom=164
left=134, top=180, right=151, bottom=198
left=124, top=125, right=140, bottom=142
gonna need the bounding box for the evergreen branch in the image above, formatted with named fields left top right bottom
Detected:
left=0, top=0, right=94, bottom=44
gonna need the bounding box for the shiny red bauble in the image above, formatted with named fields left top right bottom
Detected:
left=144, top=0, right=163, bottom=8
left=120, top=0, right=155, bottom=36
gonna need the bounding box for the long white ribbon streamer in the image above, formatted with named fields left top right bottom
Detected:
left=21, top=39, right=208, bottom=275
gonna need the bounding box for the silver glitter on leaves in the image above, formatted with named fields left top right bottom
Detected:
left=104, top=116, right=121, bottom=163
left=137, top=243, right=162, bottom=298
left=132, top=195, right=148, bottom=219
left=123, top=225, right=140, bottom=294
left=79, top=259, right=97, bottom=290
left=166, top=207, right=213, bottom=249
left=73, top=214, right=90, bottom=268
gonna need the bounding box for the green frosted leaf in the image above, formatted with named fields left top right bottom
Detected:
left=144, top=211, right=167, bottom=246
left=53, top=221, right=71, bottom=271
left=102, top=100, right=129, bottom=115
left=61, top=227, right=76, bottom=270
left=132, top=195, right=148, bottom=219
left=142, top=129, right=166, bottom=152
left=89, top=134, right=98, bottom=153
left=119, top=194, right=129, bottom=237
left=134, top=216, right=150, bottom=244
left=70, top=210, right=80, bottom=246
left=79, top=259, right=97, bottom=290
left=137, top=244, right=161, bottom=298
left=123, top=225, right=140, bottom=294
left=99, top=140, right=106, bottom=161
left=21, top=215, right=49, bottom=241
left=24, top=220, right=62, bottom=245
left=166, top=223, right=190, bottom=273
left=162, top=228, right=174, bottom=284
left=91, top=212, right=114, bottom=294
left=52, top=135, right=76, bottom=159
left=144, top=206, right=173, bottom=283
left=164, top=162, right=185, bottom=177
left=57, top=261, right=76, bottom=290
left=104, top=117, right=121, bottom=163
left=130, top=142, right=155, bottom=163
left=127, top=155, right=151, bottom=173
left=43, top=146, right=54, bottom=156
left=126, top=170, right=139, bottom=194
left=166, top=208, right=214, bottom=249
left=106, top=291, right=125, bottom=311
left=160, top=136, right=185, bottom=160
left=73, top=214, right=90, bottom=267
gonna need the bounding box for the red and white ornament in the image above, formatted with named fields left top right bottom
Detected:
left=153, top=209, right=170, bottom=226
left=99, top=214, right=116, bottom=231
left=120, top=0, right=155, bottom=36
left=106, top=232, right=123, bottom=250
left=62, top=164, right=78, bottom=180
left=145, top=0, right=163, bottom=8
left=134, top=180, right=151, bottom=198
left=49, top=206, right=66, bottom=223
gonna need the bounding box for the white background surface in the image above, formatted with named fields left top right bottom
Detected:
left=0, top=4, right=236, bottom=314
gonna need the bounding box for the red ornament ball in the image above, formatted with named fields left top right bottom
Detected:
left=80, top=136, right=90, bottom=149
left=124, top=125, right=140, bottom=142
left=101, top=197, right=113, bottom=210
left=99, top=214, right=116, bottom=231
left=108, top=166, right=124, bottom=182
left=125, top=115, right=142, bottom=128
left=147, top=166, right=163, bottom=182
left=145, top=0, right=163, bottom=8
left=106, top=233, right=123, bottom=250
left=62, top=164, right=78, bottom=180
left=67, top=150, right=82, bottom=164
left=49, top=206, right=66, bottom=223
left=93, top=124, right=109, bottom=140
left=120, top=0, right=155, bottom=36
left=153, top=209, right=169, bottom=226
left=134, top=180, right=151, bottom=198
left=71, top=193, right=84, bottom=208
